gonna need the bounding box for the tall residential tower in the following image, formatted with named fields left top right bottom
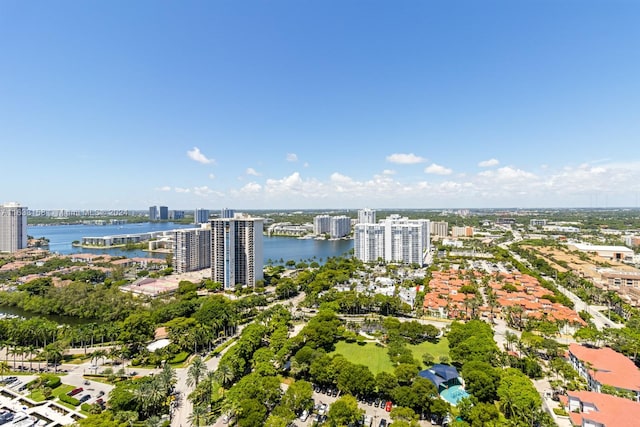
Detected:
left=211, top=215, right=263, bottom=290
left=0, top=203, right=28, bottom=253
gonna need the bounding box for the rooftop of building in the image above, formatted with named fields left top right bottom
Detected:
left=569, top=343, right=640, bottom=391
left=567, top=390, right=640, bottom=427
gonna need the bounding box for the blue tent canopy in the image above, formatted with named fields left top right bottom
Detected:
left=418, top=364, right=460, bottom=389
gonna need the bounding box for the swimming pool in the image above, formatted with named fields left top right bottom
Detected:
left=440, top=385, right=470, bottom=406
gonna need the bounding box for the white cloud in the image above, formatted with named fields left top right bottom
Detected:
left=425, top=163, right=453, bottom=175
left=478, top=158, right=499, bottom=167
left=286, top=153, right=298, bottom=162
left=208, top=173, right=216, bottom=180
left=304, top=162, right=309, bottom=167
left=240, top=182, right=262, bottom=193
left=193, top=186, right=215, bottom=197
left=187, top=147, right=214, bottom=164
left=386, top=153, right=427, bottom=164
left=154, top=160, right=640, bottom=209
left=382, top=169, right=396, bottom=175
left=246, top=167, right=261, bottom=176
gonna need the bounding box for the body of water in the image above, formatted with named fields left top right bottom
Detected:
left=28, top=223, right=354, bottom=264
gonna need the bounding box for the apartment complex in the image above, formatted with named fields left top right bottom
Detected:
left=568, top=343, right=640, bottom=400
left=210, top=215, right=264, bottom=289
left=313, top=215, right=351, bottom=238
left=451, top=226, right=473, bottom=238
left=430, top=221, right=448, bottom=238
left=357, top=208, right=376, bottom=224
left=0, top=202, right=28, bottom=253
left=354, top=215, right=430, bottom=265
left=194, top=208, right=210, bottom=225
left=220, top=208, right=235, bottom=219
left=172, top=226, right=211, bottom=273
left=565, top=391, right=640, bottom=427
left=149, top=205, right=169, bottom=221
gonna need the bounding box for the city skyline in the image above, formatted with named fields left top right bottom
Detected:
left=2, top=1, right=640, bottom=209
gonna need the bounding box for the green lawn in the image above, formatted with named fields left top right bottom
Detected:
left=28, top=383, right=74, bottom=402
left=409, top=337, right=450, bottom=365
left=331, top=338, right=451, bottom=374
left=331, top=342, right=394, bottom=375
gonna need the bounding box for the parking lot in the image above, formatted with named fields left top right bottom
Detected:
left=291, top=386, right=395, bottom=427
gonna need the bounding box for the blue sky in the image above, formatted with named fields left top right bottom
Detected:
left=1, top=0, right=639, bottom=210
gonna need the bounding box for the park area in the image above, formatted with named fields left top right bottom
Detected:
left=331, top=338, right=450, bottom=375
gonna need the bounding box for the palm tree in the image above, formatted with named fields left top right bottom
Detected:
left=0, top=361, right=10, bottom=381
left=158, top=363, right=176, bottom=394
left=188, top=403, right=208, bottom=427
left=187, top=356, right=207, bottom=389
left=215, top=363, right=235, bottom=388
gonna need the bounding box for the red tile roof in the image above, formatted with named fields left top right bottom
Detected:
left=569, top=344, right=640, bottom=392
left=567, top=390, right=640, bottom=427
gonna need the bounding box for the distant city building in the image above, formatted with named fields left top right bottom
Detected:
left=220, top=208, right=235, bottom=219
left=194, top=208, right=210, bottom=225
left=354, top=215, right=430, bottom=265
left=530, top=219, right=548, bottom=227
left=149, top=206, right=158, bottom=221
left=543, top=225, right=580, bottom=233
left=211, top=216, right=264, bottom=289
left=159, top=206, right=169, bottom=220
left=451, top=226, right=473, bottom=238
left=357, top=208, right=376, bottom=224
left=330, top=216, right=351, bottom=238
left=496, top=217, right=516, bottom=225
left=0, top=202, right=28, bottom=253
left=569, top=243, right=634, bottom=261
left=172, top=226, right=211, bottom=273
left=169, top=210, right=185, bottom=220
left=313, top=215, right=331, bottom=235
left=430, top=221, right=449, bottom=238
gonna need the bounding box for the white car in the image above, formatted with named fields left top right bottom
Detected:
left=299, top=409, right=309, bottom=421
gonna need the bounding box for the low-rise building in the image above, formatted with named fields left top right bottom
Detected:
left=568, top=343, right=640, bottom=400
left=565, top=390, right=640, bottom=427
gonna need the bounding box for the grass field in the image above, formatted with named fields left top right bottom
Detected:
left=332, top=338, right=450, bottom=374
left=28, top=383, right=74, bottom=402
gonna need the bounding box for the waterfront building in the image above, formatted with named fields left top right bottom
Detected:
left=149, top=206, right=158, bottom=221
left=314, top=215, right=331, bottom=235
left=211, top=215, right=263, bottom=289
left=354, top=215, right=430, bottom=265
left=384, top=216, right=431, bottom=265
left=159, top=206, right=169, bottom=220
left=357, top=208, right=376, bottom=224
left=194, top=208, right=210, bottom=225
left=172, top=226, right=211, bottom=273
left=221, top=208, right=235, bottom=219
left=0, top=202, right=28, bottom=253
left=353, top=223, right=385, bottom=262
left=330, top=215, right=351, bottom=238
left=170, top=210, right=185, bottom=220
left=430, top=221, right=449, bottom=238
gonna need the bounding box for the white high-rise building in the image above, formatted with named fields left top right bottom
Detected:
left=354, top=215, right=430, bottom=265
left=358, top=208, right=376, bottom=224
left=0, top=203, right=28, bottom=253
left=211, top=216, right=264, bottom=289
left=354, top=223, right=386, bottom=262
left=172, top=226, right=211, bottom=273
left=330, top=216, right=351, bottom=238
left=314, top=215, right=331, bottom=235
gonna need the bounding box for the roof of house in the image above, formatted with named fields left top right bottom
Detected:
left=567, top=391, right=640, bottom=427
left=418, top=364, right=460, bottom=388
left=569, top=344, right=640, bottom=391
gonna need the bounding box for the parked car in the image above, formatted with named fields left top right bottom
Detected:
left=385, top=401, right=393, bottom=412
left=79, top=394, right=92, bottom=403
left=299, top=409, right=309, bottom=422
left=68, top=387, right=83, bottom=396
